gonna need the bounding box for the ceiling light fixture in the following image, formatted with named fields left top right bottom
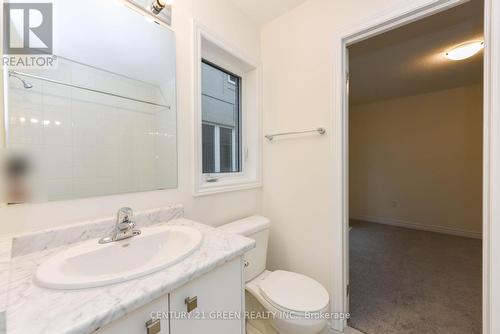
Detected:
left=444, top=40, right=484, bottom=61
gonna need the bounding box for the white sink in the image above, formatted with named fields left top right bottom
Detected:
left=35, top=225, right=203, bottom=290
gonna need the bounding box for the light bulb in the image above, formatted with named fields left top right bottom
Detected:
left=445, top=40, right=484, bottom=61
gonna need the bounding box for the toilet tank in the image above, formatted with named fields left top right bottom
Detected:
left=218, top=216, right=270, bottom=282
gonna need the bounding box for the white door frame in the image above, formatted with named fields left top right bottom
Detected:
left=331, top=0, right=500, bottom=332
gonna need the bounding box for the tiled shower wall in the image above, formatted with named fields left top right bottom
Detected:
left=6, top=58, right=177, bottom=201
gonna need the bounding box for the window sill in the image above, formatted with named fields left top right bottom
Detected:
left=193, top=178, right=262, bottom=197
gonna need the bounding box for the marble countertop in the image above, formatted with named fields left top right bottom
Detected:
left=0, top=235, right=13, bottom=334
left=6, top=218, right=254, bottom=334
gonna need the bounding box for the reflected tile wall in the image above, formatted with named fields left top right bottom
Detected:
left=6, top=58, right=177, bottom=201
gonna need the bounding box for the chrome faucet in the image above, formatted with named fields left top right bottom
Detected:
left=99, top=207, right=142, bottom=244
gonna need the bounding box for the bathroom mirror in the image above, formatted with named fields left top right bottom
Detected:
left=3, top=0, right=177, bottom=202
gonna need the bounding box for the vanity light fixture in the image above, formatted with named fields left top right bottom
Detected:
left=444, top=40, right=484, bottom=61
left=151, top=0, right=173, bottom=14
left=118, top=0, right=172, bottom=27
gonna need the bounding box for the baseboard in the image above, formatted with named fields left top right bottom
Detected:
left=350, top=215, right=482, bottom=239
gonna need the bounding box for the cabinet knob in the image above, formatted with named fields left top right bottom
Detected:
left=145, top=319, right=161, bottom=334
left=185, top=296, right=198, bottom=313
left=244, top=260, right=250, bottom=268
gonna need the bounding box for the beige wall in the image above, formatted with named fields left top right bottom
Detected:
left=261, top=0, right=422, bottom=292
left=0, top=0, right=262, bottom=234
left=349, top=85, right=483, bottom=236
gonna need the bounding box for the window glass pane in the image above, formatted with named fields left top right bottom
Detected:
left=201, top=61, right=241, bottom=173
left=220, top=127, right=235, bottom=172
left=202, top=124, right=215, bottom=173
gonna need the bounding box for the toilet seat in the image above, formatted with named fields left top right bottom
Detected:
left=258, top=271, right=329, bottom=316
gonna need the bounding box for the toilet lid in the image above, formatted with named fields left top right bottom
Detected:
left=259, top=271, right=329, bottom=314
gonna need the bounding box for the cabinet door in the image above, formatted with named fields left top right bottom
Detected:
left=94, top=294, right=169, bottom=334
left=169, top=258, right=244, bottom=334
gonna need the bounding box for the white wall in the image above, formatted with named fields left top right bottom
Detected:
left=261, top=0, right=427, bottom=292
left=0, top=0, right=262, bottom=234
left=349, top=85, right=483, bottom=236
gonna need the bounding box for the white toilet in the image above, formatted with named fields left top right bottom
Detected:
left=219, top=216, right=329, bottom=334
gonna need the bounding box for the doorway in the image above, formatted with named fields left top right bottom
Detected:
left=328, top=0, right=499, bottom=332
left=347, top=2, right=483, bottom=333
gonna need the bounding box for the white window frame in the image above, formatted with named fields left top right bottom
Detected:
left=193, top=21, right=262, bottom=196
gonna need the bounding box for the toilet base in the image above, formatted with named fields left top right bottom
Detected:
left=246, top=290, right=279, bottom=334
left=246, top=322, right=263, bottom=334
left=246, top=321, right=278, bottom=334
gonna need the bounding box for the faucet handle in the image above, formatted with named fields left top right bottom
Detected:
left=117, top=207, right=134, bottom=224
left=99, top=207, right=139, bottom=244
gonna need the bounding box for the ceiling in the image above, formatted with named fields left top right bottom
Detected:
left=349, top=0, right=484, bottom=105
left=228, top=0, right=308, bottom=24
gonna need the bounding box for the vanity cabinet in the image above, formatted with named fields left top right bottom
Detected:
left=169, top=257, right=244, bottom=333
left=94, top=294, right=169, bottom=334
left=95, top=258, right=244, bottom=334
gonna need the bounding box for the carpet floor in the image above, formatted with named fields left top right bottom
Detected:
left=348, top=220, right=482, bottom=334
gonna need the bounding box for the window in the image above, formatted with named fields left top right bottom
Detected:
left=201, top=61, right=241, bottom=174
left=193, top=23, right=261, bottom=195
